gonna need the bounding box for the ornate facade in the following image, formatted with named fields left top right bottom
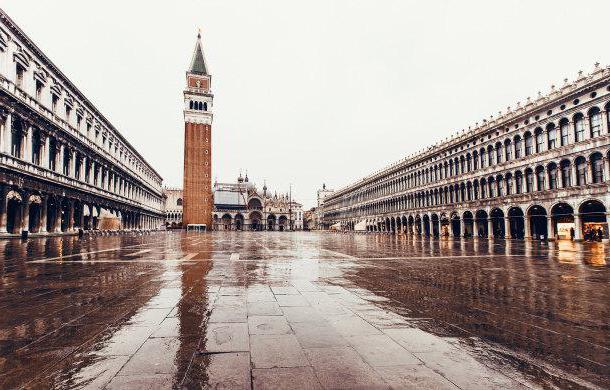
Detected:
left=0, top=10, right=164, bottom=235
left=163, top=187, right=183, bottom=228
left=213, top=173, right=300, bottom=231
left=323, top=64, right=610, bottom=241
left=182, top=32, right=213, bottom=228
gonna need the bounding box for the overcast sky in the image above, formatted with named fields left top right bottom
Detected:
left=4, top=0, right=610, bottom=208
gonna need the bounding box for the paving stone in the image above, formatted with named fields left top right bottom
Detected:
left=247, top=301, right=283, bottom=316
left=248, top=316, right=292, bottom=335
left=275, top=295, right=310, bottom=307
left=270, top=286, right=300, bottom=295
left=281, top=307, right=324, bottom=323
left=118, top=337, right=198, bottom=375
left=200, top=323, right=250, bottom=353
left=347, top=334, right=420, bottom=366
left=304, top=346, right=390, bottom=389
left=374, top=364, right=459, bottom=389
left=250, top=334, right=309, bottom=368
left=105, top=374, right=176, bottom=389
left=252, top=367, right=322, bottom=390
left=291, top=322, right=349, bottom=348
left=209, top=307, right=247, bottom=323
left=384, top=328, right=456, bottom=353
left=183, top=352, right=251, bottom=389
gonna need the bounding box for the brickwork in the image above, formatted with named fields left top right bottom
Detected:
left=183, top=122, right=212, bottom=227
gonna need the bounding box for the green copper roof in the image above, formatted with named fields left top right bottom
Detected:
left=189, top=33, right=208, bottom=75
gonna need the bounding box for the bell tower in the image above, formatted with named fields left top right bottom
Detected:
left=183, top=30, right=213, bottom=228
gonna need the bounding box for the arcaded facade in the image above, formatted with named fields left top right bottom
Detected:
left=0, top=10, right=164, bottom=235
left=323, top=64, right=610, bottom=241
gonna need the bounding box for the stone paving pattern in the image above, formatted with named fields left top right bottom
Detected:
left=0, top=232, right=608, bottom=389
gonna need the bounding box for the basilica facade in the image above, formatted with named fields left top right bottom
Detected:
left=213, top=173, right=301, bottom=231
left=322, top=64, right=610, bottom=241
left=0, top=10, right=164, bottom=236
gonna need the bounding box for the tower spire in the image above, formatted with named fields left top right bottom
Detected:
left=189, top=29, right=208, bottom=75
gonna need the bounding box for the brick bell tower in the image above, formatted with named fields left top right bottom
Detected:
left=183, top=30, right=213, bottom=228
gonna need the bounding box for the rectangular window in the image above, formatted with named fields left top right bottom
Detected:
left=560, top=124, right=569, bottom=146
left=547, top=128, right=556, bottom=149
left=514, top=142, right=522, bottom=159
left=590, top=114, right=602, bottom=137
left=35, top=81, right=43, bottom=100
left=51, top=95, right=58, bottom=113
left=575, top=119, right=585, bottom=142
left=15, top=65, right=24, bottom=88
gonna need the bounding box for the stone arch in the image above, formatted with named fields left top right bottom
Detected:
left=6, top=190, right=23, bottom=234
left=507, top=207, right=525, bottom=239
left=527, top=205, right=548, bottom=239
left=550, top=202, right=574, bottom=240
left=578, top=199, right=607, bottom=240
left=489, top=208, right=505, bottom=238
left=475, top=209, right=488, bottom=237
left=462, top=211, right=474, bottom=237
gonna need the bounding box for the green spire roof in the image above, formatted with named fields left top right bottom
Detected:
left=189, top=31, right=208, bottom=75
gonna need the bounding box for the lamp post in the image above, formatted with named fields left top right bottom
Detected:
left=289, top=183, right=293, bottom=231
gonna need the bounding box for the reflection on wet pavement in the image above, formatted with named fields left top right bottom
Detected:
left=0, top=232, right=608, bottom=389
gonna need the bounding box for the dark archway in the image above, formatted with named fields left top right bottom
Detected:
left=550, top=203, right=574, bottom=240
left=475, top=210, right=488, bottom=237
left=450, top=213, right=460, bottom=238
left=490, top=208, right=505, bottom=238
left=528, top=205, right=548, bottom=239
left=579, top=200, right=607, bottom=241
left=508, top=207, right=525, bottom=239
left=431, top=214, right=439, bottom=237
left=6, top=191, right=22, bottom=234
left=462, top=211, right=474, bottom=238
left=422, top=214, right=431, bottom=236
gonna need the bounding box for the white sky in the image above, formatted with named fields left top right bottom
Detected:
left=4, top=0, right=610, bottom=208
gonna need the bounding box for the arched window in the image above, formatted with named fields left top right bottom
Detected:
left=525, top=169, right=534, bottom=192
left=515, top=171, right=523, bottom=194
left=203, top=102, right=208, bottom=111
left=575, top=156, right=587, bottom=185
left=548, top=163, right=557, bottom=190
left=524, top=132, right=533, bottom=156
left=480, top=179, right=487, bottom=199
left=505, top=174, right=513, bottom=195
left=560, top=160, right=571, bottom=187
left=574, top=113, right=585, bottom=142
left=559, top=118, right=570, bottom=146
left=496, top=176, right=504, bottom=196
left=189, top=100, right=193, bottom=109
left=547, top=124, right=556, bottom=150
left=488, top=178, right=495, bottom=198
left=591, top=153, right=604, bottom=183
left=198, top=102, right=203, bottom=110
left=589, top=107, right=602, bottom=137
left=504, top=140, right=512, bottom=161
left=177, top=198, right=183, bottom=206
left=487, top=146, right=494, bottom=166
left=480, top=148, right=486, bottom=168
left=514, top=135, right=522, bottom=158
left=535, top=128, right=544, bottom=153
left=495, top=143, right=502, bottom=164
left=536, top=167, right=545, bottom=191
left=473, top=151, right=478, bottom=170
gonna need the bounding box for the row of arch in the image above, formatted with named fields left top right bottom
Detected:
left=328, top=150, right=609, bottom=219
left=213, top=212, right=289, bottom=231
left=188, top=100, right=208, bottom=111
left=0, top=187, right=161, bottom=235
left=355, top=199, right=608, bottom=241
left=334, top=102, right=610, bottom=207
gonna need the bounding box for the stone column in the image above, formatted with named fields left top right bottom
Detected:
left=571, top=163, right=578, bottom=186
left=68, top=201, right=74, bottom=231
left=487, top=218, right=494, bottom=238
left=54, top=201, right=63, bottom=233
left=459, top=218, right=465, bottom=238
left=586, top=159, right=594, bottom=184
left=601, top=110, right=609, bottom=135
left=21, top=124, right=31, bottom=162
left=21, top=197, right=30, bottom=233
left=573, top=213, right=583, bottom=241
left=0, top=185, right=9, bottom=233
left=39, top=195, right=48, bottom=233
left=546, top=216, right=554, bottom=240
left=40, top=134, right=48, bottom=169
left=524, top=215, right=532, bottom=239
left=504, top=217, right=511, bottom=239
left=58, top=143, right=65, bottom=174
left=2, top=112, right=12, bottom=154
left=70, top=149, right=76, bottom=178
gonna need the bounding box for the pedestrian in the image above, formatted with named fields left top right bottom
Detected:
left=570, top=227, right=575, bottom=241
left=597, top=227, right=604, bottom=241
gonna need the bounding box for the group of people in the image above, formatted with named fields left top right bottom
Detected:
left=581, top=226, right=605, bottom=241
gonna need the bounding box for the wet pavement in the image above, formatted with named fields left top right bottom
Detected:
left=0, top=232, right=608, bottom=389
